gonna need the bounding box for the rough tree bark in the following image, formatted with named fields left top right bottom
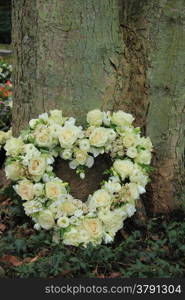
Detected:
left=12, top=0, right=185, bottom=213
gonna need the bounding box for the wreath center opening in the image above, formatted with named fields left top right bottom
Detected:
left=54, top=154, right=112, bottom=202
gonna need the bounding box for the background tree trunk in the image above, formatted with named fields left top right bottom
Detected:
left=121, top=0, right=185, bottom=213
left=12, top=0, right=185, bottom=213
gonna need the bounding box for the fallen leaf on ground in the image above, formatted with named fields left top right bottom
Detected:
left=1, top=255, right=23, bottom=267
left=0, top=224, right=6, bottom=232
left=23, top=256, right=39, bottom=264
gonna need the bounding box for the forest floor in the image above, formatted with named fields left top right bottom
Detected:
left=0, top=179, right=185, bottom=278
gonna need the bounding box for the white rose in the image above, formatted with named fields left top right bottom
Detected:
left=5, top=137, right=24, bottom=157
left=111, top=111, right=134, bottom=127
left=0, top=131, right=7, bottom=145
left=57, top=216, right=70, bottom=228
left=15, top=179, right=35, bottom=201
left=87, top=109, right=103, bottom=126
left=63, top=226, right=90, bottom=246
left=28, top=156, right=46, bottom=177
left=5, top=161, right=25, bottom=181
left=45, top=179, right=67, bottom=200
left=59, top=125, right=81, bottom=148
left=24, top=144, right=40, bottom=156
left=49, top=124, right=62, bottom=139
left=126, top=147, right=138, bottom=158
left=113, top=159, right=134, bottom=180
left=89, top=189, right=112, bottom=209
left=107, top=129, right=117, bottom=142
left=89, top=127, right=109, bottom=147
left=138, top=137, right=153, bottom=151
left=129, top=166, right=148, bottom=186
left=75, top=149, right=87, bottom=165
left=104, top=182, right=121, bottom=193
left=98, top=209, right=125, bottom=234
left=135, top=150, right=152, bottom=165
left=38, top=210, right=55, bottom=230
left=29, top=119, right=38, bottom=129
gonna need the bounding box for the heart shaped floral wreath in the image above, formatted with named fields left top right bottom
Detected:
left=1, top=109, right=153, bottom=246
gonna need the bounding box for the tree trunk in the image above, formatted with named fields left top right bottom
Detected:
left=12, top=0, right=125, bottom=131
left=12, top=0, right=185, bottom=213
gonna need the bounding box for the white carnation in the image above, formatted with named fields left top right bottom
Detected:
left=61, top=149, right=72, bottom=160
left=57, top=216, right=70, bottom=228
left=135, top=150, right=152, bottom=165
left=126, top=147, right=138, bottom=158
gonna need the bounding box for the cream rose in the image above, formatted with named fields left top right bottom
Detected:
left=119, top=183, right=140, bottom=203
left=35, top=127, right=54, bottom=147
left=87, top=109, right=103, bottom=126
left=90, top=189, right=112, bottom=208
left=59, top=125, right=81, bottom=148
left=38, top=210, right=55, bottom=230
left=83, top=217, right=103, bottom=238
left=89, top=127, right=109, bottom=147
left=28, top=156, right=46, bottom=177
left=16, top=179, right=35, bottom=201
left=122, top=133, right=138, bottom=148
left=5, top=137, right=24, bottom=157
left=45, top=180, right=67, bottom=200
left=113, top=159, right=134, bottom=180
left=5, top=161, right=25, bottom=181
left=63, top=226, right=90, bottom=246
left=59, top=199, right=76, bottom=216
left=111, top=111, right=134, bottom=127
